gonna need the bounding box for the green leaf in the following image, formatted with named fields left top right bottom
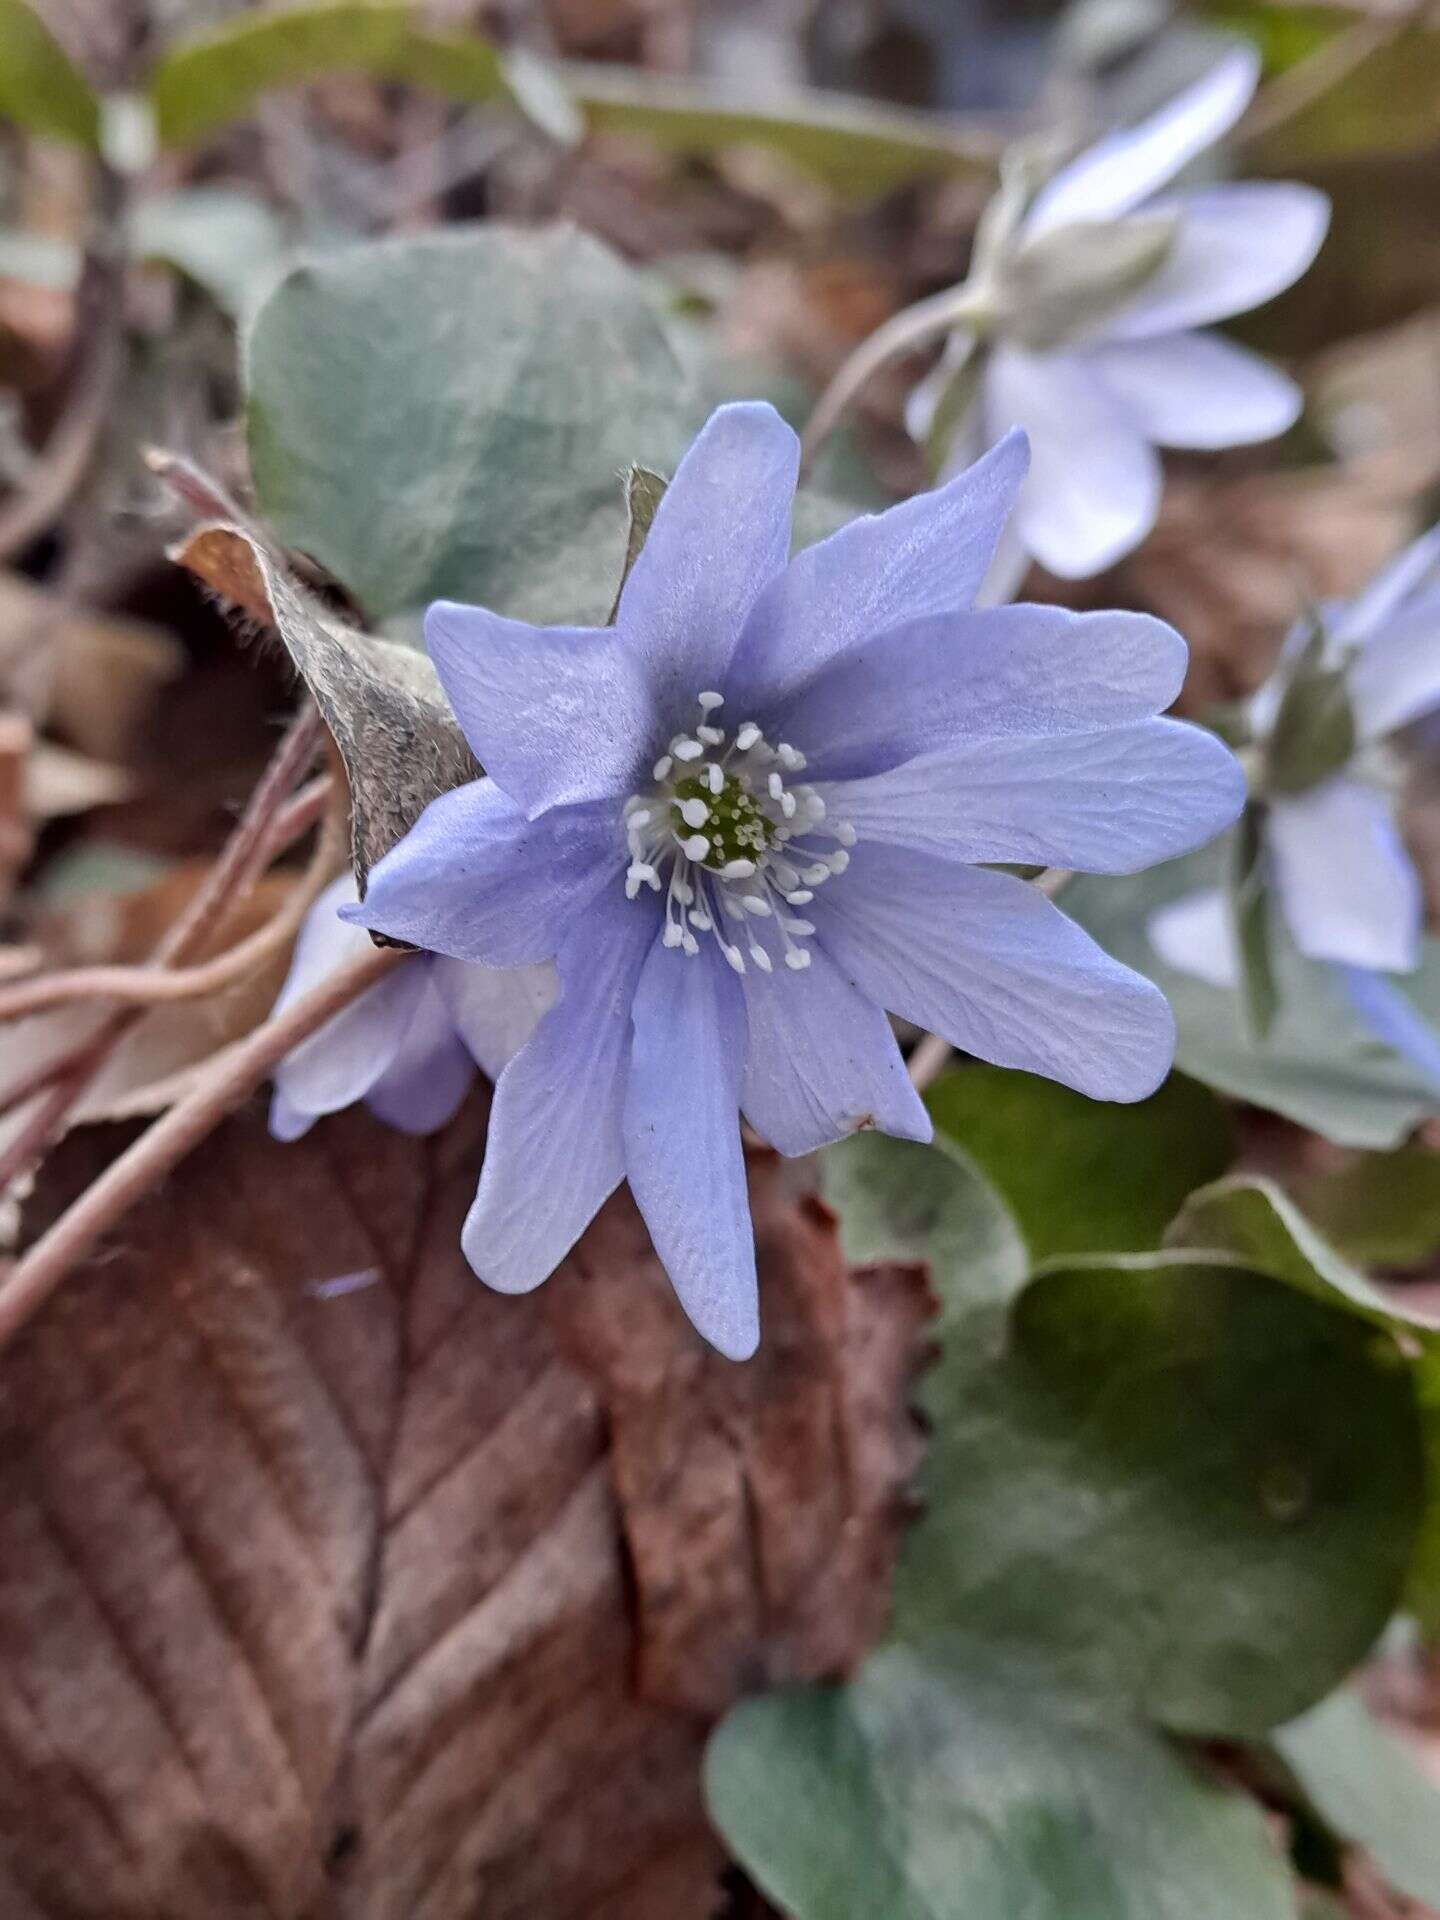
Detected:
left=898, top=1248, right=1423, bottom=1735
left=246, top=226, right=703, bottom=627
left=1063, top=847, right=1440, bottom=1148
left=925, top=1063, right=1233, bottom=1262
left=132, top=187, right=291, bottom=320
left=706, top=1644, right=1296, bottom=1920
left=567, top=62, right=999, bottom=201
left=1284, top=1146, right=1440, bottom=1269
left=1275, top=1687, right=1440, bottom=1909
left=1168, top=1175, right=1440, bottom=1333
left=147, top=1, right=531, bottom=149
left=0, top=0, right=100, bottom=148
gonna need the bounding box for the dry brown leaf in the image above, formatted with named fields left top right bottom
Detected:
left=1, top=1095, right=929, bottom=1917
left=0, top=710, right=32, bottom=909
left=0, top=571, right=183, bottom=763
left=174, top=524, right=478, bottom=889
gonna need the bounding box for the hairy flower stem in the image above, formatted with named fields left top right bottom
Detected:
left=0, top=943, right=406, bottom=1352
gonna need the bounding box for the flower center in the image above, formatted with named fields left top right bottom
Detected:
left=622, top=692, right=856, bottom=976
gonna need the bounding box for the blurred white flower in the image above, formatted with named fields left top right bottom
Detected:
left=1151, top=526, right=1440, bottom=991
left=815, top=45, right=1328, bottom=585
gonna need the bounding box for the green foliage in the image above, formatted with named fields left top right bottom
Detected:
left=706, top=1645, right=1296, bottom=1920
left=1275, top=1688, right=1440, bottom=1909
left=147, top=1, right=525, bottom=149
left=0, top=0, right=99, bottom=148
left=746, top=1134, right=1436, bottom=1915
left=132, top=188, right=290, bottom=320
left=925, top=1063, right=1233, bottom=1261
left=246, top=227, right=704, bottom=628
left=1065, top=849, right=1440, bottom=1147
left=1283, top=1146, right=1440, bottom=1269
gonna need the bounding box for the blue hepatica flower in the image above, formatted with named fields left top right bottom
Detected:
left=341, top=403, right=1244, bottom=1358
left=269, top=874, right=554, bottom=1140
left=1152, top=526, right=1440, bottom=1017
left=906, top=45, right=1328, bottom=581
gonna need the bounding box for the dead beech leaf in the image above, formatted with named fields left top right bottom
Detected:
left=2, top=1096, right=929, bottom=1917
left=174, top=522, right=478, bottom=888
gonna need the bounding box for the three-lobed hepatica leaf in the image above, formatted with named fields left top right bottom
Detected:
left=706, top=1643, right=1296, bottom=1920
left=713, top=1134, right=1430, bottom=1919
left=822, top=1136, right=1425, bottom=1739
left=245, top=226, right=708, bottom=631
left=1064, top=845, right=1440, bottom=1149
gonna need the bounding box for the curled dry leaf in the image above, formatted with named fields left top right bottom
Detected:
left=173, top=522, right=478, bottom=889
left=1, top=1095, right=930, bottom=1917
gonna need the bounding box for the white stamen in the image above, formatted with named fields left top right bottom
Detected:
left=621, top=694, right=857, bottom=979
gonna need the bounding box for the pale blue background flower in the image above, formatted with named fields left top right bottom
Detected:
left=344, top=403, right=1243, bottom=1358
left=1152, top=526, right=1440, bottom=987
left=269, top=874, right=555, bottom=1140
left=909, top=45, right=1329, bottom=582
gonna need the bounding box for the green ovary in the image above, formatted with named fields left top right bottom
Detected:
left=671, top=773, right=773, bottom=869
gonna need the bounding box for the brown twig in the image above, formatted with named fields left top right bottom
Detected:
left=0, top=943, right=406, bottom=1351
left=0, top=165, right=128, bottom=563
left=0, top=788, right=340, bottom=1022
left=0, top=709, right=329, bottom=1190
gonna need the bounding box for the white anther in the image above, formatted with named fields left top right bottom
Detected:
left=749, top=945, right=773, bottom=972
left=628, top=807, right=653, bottom=828
left=722, top=894, right=747, bottom=921
left=672, top=736, right=703, bottom=761
left=836, top=822, right=858, bottom=848
left=721, top=858, right=756, bottom=880
left=768, top=772, right=785, bottom=800
left=706, top=764, right=724, bottom=794
left=741, top=894, right=771, bottom=917
left=780, top=791, right=797, bottom=819
left=680, top=798, right=710, bottom=828
left=804, top=794, right=826, bottom=821
left=653, top=755, right=673, bottom=780
left=723, top=945, right=746, bottom=974
left=785, top=888, right=814, bottom=905
left=801, top=863, right=831, bottom=885
left=698, top=691, right=724, bottom=711
left=697, top=725, right=724, bottom=745
left=777, top=743, right=805, bottom=770
left=736, top=722, right=761, bottom=750
left=663, top=923, right=684, bottom=949
left=827, top=850, right=850, bottom=874
left=688, top=908, right=713, bottom=930
left=674, top=880, right=694, bottom=905
left=785, top=949, right=812, bottom=971
left=628, top=861, right=660, bottom=890
left=783, top=917, right=816, bottom=937
left=682, top=931, right=699, bottom=955
left=681, top=833, right=711, bottom=861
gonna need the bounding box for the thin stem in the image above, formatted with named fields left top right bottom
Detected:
left=0, top=944, right=406, bottom=1352
left=799, top=285, right=974, bottom=477
left=907, top=1033, right=952, bottom=1091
